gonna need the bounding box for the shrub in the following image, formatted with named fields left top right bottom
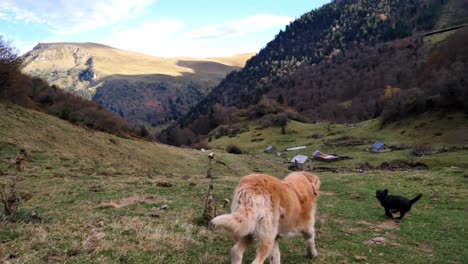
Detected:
left=226, top=144, right=243, bottom=155
left=0, top=175, right=21, bottom=217
left=139, top=125, right=149, bottom=138
left=412, top=143, right=433, bottom=156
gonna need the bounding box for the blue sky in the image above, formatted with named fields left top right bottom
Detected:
left=0, top=0, right=331, bottom=57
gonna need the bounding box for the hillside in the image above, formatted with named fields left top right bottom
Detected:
left=159, top=0, right=468, bottom=146
left=0, top=102, right=275, bottom=178
left=1, top=102, right=467, bottom=263
left=0, top=37, right=136, bottom=136
left=434, top=0, right=468, bottom=28
left=21, top=43, right=253, bottom=126
left=208, top=113, right=468, bottom=169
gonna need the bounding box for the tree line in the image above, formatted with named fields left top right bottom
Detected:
left=159, top=0, right=457, bottom=146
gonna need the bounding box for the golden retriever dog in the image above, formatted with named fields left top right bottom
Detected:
left=211, top=172, right=320, bottom=264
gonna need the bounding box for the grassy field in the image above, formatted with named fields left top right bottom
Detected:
left=1, top=102, right=467, bottom=263
left=208, top=113, right=468, bottom=169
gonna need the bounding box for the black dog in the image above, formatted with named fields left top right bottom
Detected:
left=376, top=189, right=422, bottom=219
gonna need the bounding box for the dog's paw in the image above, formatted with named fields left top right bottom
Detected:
left=312, top=249, right=318, bottom=257
left=307, top=249, right=318, bottom=258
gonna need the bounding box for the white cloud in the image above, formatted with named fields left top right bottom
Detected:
left=0, top=32, right=35, bottom=55
left=101, top=14, right=293, bottom=58
left=187, top=14, right=293, bottom=40
left=0, top=0, right=156, bottom=34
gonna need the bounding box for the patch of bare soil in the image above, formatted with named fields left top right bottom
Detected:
left=373, top=220, right=400, bottom=231
left=98, top=194, right=157, bottom=209
left=319, top=191, right=339, bottom=196
left=156, top=182, right=173, bottom=187
left=415, top=242, right=433, bottom=253
left=356, top=220, right=373, bottom=226
left=348, top=193, right=368, bottom=200
left=342, top=227, right=365, bottom=234
left=356, top=161, right=429, bottom=172
left=82, top=228, right=106, bottom=253
left=365, top=237, right=399, bottom=246
left=424, top=203, right=436, bottom=209
left=356, top=220, right=400, bottom=232
left=324, top=136, right=370, bottom=147
left=384, top=232, right=400, bottom=240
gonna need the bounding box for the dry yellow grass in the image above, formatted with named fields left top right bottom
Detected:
left=205, top=53, right=255, bottom=67
left=22, top=42, right=252, bottom=78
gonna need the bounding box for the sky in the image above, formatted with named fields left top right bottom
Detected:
left=0, top=0, right=331, bottom=58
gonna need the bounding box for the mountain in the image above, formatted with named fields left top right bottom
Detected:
left=0, top=36, right=139, bottom=136
left=21, top=43, right=253, bottom=126
left=159, top=0, right=468, bottom=146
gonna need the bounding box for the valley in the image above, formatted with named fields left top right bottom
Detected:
left=21, top=43, right=253, bottom=126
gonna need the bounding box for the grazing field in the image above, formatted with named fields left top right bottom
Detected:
left=1, top=102, right=467, bottom=263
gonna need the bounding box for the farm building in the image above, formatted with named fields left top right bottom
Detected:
left=289, top=155, right=311, bottom=170
left=370, top=141, right=391, bottom=153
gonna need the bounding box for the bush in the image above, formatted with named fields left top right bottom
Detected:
left=412, top=143, right=433, bottom=156
left=0, top=175, right=21, bottom=217
left=226, top=144, right=243, bottom=155
left=139, top=125, right=149, bottom=138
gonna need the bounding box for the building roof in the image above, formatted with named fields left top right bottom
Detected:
left=371, top=141, right=385, bottom=150
left=286, top=146, right=307, bottom=151
left=312, top=150, right=339, bottom=161
left=290, top=155, right=309, bottom=164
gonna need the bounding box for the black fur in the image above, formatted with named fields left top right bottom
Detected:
left=376, top=189, right=422, bottom=219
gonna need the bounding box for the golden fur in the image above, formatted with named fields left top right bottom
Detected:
left=211, top=172, right=320, bottom=264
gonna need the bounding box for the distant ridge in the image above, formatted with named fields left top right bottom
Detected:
left=21, top=42, right=253, bottom=126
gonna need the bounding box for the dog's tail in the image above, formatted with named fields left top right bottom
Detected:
left=211, top=208, right=256, bottom=238
left=409, top=194, right=422, bottom=205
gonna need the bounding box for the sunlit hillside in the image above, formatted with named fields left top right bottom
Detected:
left=22, top=43, right=253, bottom=78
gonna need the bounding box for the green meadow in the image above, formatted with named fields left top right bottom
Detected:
left=1, top=102, right=467, bottom=263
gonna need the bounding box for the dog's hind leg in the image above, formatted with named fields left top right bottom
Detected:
left=231, top=236, right=252, bottom=264
left=397, top=210, right=406, bottom=220
left=252, top=237, right=275, bottom=264
left=268, top=239, right=281, bottom=264
left=303, top=223, right=318, bottom=258
left=252, top=219, right=277, bottom=264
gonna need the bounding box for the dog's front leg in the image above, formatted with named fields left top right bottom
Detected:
left=385, top=208, right=393, bottom=218
left=302, top=224, right=318, bottom=258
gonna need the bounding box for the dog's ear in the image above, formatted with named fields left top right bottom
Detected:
left=311, top=177, right=320, bottom=196
left=311, top=183, right=318, bottom=196
left=384, top=189, right=388, bottom=194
